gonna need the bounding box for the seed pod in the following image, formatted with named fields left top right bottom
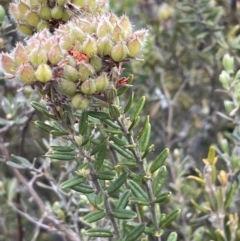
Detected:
left=29, top=0, right=39, bottom=8
left=72, top=0, right=85, bottom=7
left=82, top=36, right=98, bottom=57
left=39, top=6, right=52, bottom=20
left=97, top=17, right=113, bottom=38
left=48, top=43, right=63, bottom=65
left=18, top=1, right=30, bottom=19
left=119, top=15, right=132, bottom=37
left=78, top=62, right=95, bottom=81
left=26, top=11, right=40, bottom=27
left=90, top=55, right=102, bottom=72
left=62, top=10, right=72, bottom=22
left=14, top=43, right=28, bottom=66
left=81, top=78, right=96, bottom=95
left=17, top=64, right=35, bottom=85
left=36, top=20, right=49, bottom=31
left=34, top=63, right=52, bottom=83
left=112, top=23, right=126, bottom=42
left=57, top=0, right=67, bottom=6
left=71, top=94, right=89, bottom=110
left=127, top=36, right=142, bottom=57
left=18, top=24, right=34, bottom=35
left=97, top=36, right=113, bottom=56
left=59, top=78, right=76, bottom=96
left=29, top=47, right=48, bottom=66
left=95, top=72, right=109, bottom=92
left=51, top=6, right=63, bottom=20
left=1, top=54, right=16, bottom=74
left=108, top=12, right=118, bottom=25
left=63, top=65, right=79, bottom=82
left=111, top=41, right=129, bottom=62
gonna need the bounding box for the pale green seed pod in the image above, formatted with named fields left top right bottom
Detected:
left=127, top=36, right=142, bottom=57
left=111, top=41, right=129, bottom=62
left=36, top=20, right=49, bottom=31
left=34, top=63, right=52, bottom=83
left=29, top=47, right=48, bottom=66
left=17, top=63, right=35, bottom=85
left=57, top=0, right=67, bottom=6
left=39, top=6, right=52, bottom=20
left=97, top=36, right=113, bottom=56
left=26, top=11, right=40, bottom=27
left=119, top=15, right=132, bottom=37
left=48, top=43, right=63, bottom=65
left=18, top=1, right=30, bottom=19
left=89, top=55, right=103, bottom=72
left=63, top=65, right=80, bottom=82
left=71, top=94, right=89, bottom=110
left=81, top=78, right=96, bottom=95
left=97, top=17, right=113, bottom=38
left=59, top=78, right=77, bottom=96
left=1, top=53, right=16, bottom=74
left=78, top=62, right=95, bottom=81
left=112, top=23, right=126, bottom=43
left=18, top=24, right=34, bottom=35
left=72, top=0, right=85, bottom=7
left=14, top=43, right=29, bottom=66
left=82, top=36, right=98, bottom=58
left=51, top=6, right=63, bottom=20
left=0, top=5, right=6, bottom=23
left=95, top=72, right=109, bottom=92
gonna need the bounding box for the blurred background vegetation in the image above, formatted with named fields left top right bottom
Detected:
left=1, top=0, right=240, bottom=240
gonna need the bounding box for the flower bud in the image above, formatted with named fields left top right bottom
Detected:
left=69, top=27, right=86, bottom=43
left=0, top=5, right=6, bottom=23
left=14, top=43, right=29, bottom=66
left=29, top=47, right=48, bottom=66
left=26, top=11, right=40, bottom=27
left=72, top=0, right=85, bottom=7
left=48, top=43, right=63, bottom=65
left=111, top=41, right=129, bottom=62
left=35, top=63, right=52, bottom=83
left=95, top=72, right=109, bottom=92
left=89, top=55, right=102, bottom=72
left=1, top=53, right=16, bottom=74
left=17, top=63, right=35, bottom=85
left=81, top=78, right=96, bottom=95
left=127, top=36, right=142, bottom=57
left=97, top=36, right=113, bottom=56
left=39, top=6, right=52, bottom=20
left=37, top=20, right=49, bottom=31
left=119, top=15, right=132, bottom=37
left=108, top=12, right=118, bottom=25
left=97, top=17, right=113, bottom=38
left=112, top=23, right=126, bottom=42
left=71, top=94, right=89, bottom=109
left=222, top=54, right=234, bottom=74
left=63, top=65, right=79, bottom=82
left=18, top=1, right=30, bottom=19
left=132, top=29, right=148, bottom=43
left=57, top=0, right=67, bottom=6
left=59, top=78, right=77, bottom=96
left=82, top=36, right=98, bottom=57
left=18, top=24, right=34, bottom=35
left=78, top=62, right=95, bottom=81
left=51, top=6, right=63, bottom=20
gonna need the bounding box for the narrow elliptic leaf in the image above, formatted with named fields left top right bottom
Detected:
left=45, top=152, right=75, bottom=161
left=155, top=191, right=171, bottom=203
left=150, top=148, right=169, bottom=173
left=86, top=228, right=113, bottom=237
left=137, top=115, right=149, bottom=140
left=7, top=161, right=25, bottom=169
left=116, top=190, right=131, bottom=210
left=127, top=180, right=148, bottom=201
left=31, top=101, right=57, bottom=119
left=79, top=111, right=88, bottom=135
left=34, top=120, right=55, bottom=133
left=225, top=182, right=237, bottom=209
left=124, top=91, right=134, bottom=114
left=94, top=145, right=107, bottom=170
left=110, top=135, right=127, bottom=146
left=50, top=130, right=69, bottom=136
left=125, top=223, right=146, bottom=241
left=103, top=128, right=122, bottom=134
left=83, top=210, right=105, bottom=223
left=113, top=209, right=137, bottom=219
left=90, top=138, right=107, bottom=156
left=138, top=123, right=151, bottom=152
left=129, top=197, right=150, bottom=206
left=110, top=143, right=134, bottom=159
left=94, top=193, right=105, bottom=209
left=87, top=111, right=109, bottom=119
left=152, top=166, right=167, bottom=196
left=11, top=154, right=33, bottom=168
left=130, top=96, right=145, bottom=122
left=128, top=116, right=140, bottom=131
left=1, top=97, right=11, bottom=115
left=60, top=176, right=85, bottom=189
left=161, top=209, right=181, bottom=228
left=7, top=178, right=17, bottom=201
left=107, top=172, right=128, bottom=194
left=102, top=119, right=121, bottom=129
left=50, top=146, right=74, bottom=152
left=71, top=184, right=94, bottom=194
left=97, top=170, right=116, bottom=180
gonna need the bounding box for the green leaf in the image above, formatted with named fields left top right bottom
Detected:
left=87, top=111, right=109, bottom=119
left=155, top=191, right=171, bottom=203
left=124, top=92, right=134, bottom=114
left=83, top=210, right=105, bottom=223
left=45, top=152, right=75, bottom=161
left=152, top=166, right=167, bottom=196
left=225, top=182, right=237, bottom=209
left=60, top=176, right=85, bottom=189
left=79, top=111, right=88, bottom=135
left=125, top=223, right=145, bottom=241
left=102, top=119, right=120, bottom=129
left=167, top=232, right=178, bottom=241
left=130, top=96, right=145, bottom=122
left=116, top=190, right=131, bottom=210
left=113, top=209, right=137, bottom=219
left=110, top=135, right=128, bottom=146
left=0, top=117, right=9, bottom=125
left=138, top=123, right=151, bottom=152
left=90, top=138, right=107, bottom=156
left=137, top=115, right=149, bottom=140
left=160, top=209, right=181, bottom=228
left=97, top=170, right=116, bottom=180
left=127, top=180, right=148, bottom=201
left=71, top=184, right=94, bottom=194
left=7, top=178, right=17, bottom=201
left=94, top=145, right=107, bottom=170
left=15, top=116, right=28, bottom=125
left=31, top=101, right=57, bottom=119
left=129, top=197, right=149, bottom=206
left=142, top=144, right=155, bottom=159
left=107, top=172, right=128, bottom=194
left=109, top=104, right=121, bottom=119
left=7, top=161, right=25, bottom=169
left=11, top=155, right=33, bottom=169
left=86, top=228, right=113, bottom=237
left=34, top=120, right=55, bottom=134
left=110, top=143, right=134, bottom=159
left=1, top=97, right=11, bottom=115
left=50, top=146, right=74, bottom=152
left=150, top=148, right=169, bottom=173
left=128, top=116, right=140, bottom=131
